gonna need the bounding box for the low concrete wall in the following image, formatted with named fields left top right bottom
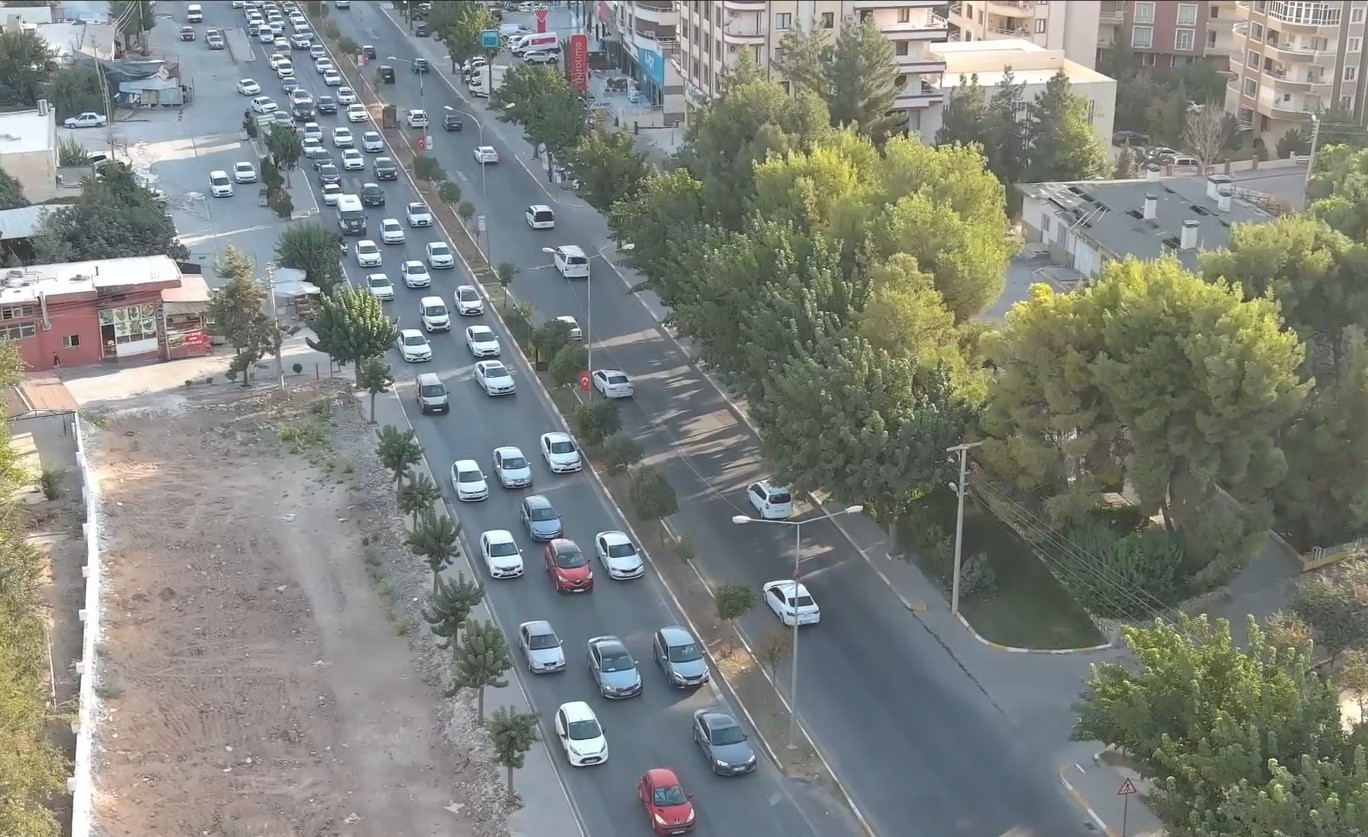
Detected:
left=67, top=415, right=103, bottom=837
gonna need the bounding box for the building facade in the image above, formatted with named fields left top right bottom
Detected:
left=0, top=256, right=211, bottom=373
left=1097, top=0, right=1237, bottom=67
left=1225, top=0, right=1368, bottom=150
left=946, top=1, right=1104, bottom=68
left=596, top=0, right=686, bottom=124
left=674, top=0, right=949, bottom=131
left=0, top=104, right=59, bottom=205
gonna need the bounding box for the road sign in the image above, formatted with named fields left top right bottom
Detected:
left=579, top=371, right=591, bottom=391
left=534, top=7, right=548, bottom=32
left=1117, top=778, right=1137, bottom=796
left=480, top=29, right=500, bottom=50
left=417, top=136, right=425, bottom=152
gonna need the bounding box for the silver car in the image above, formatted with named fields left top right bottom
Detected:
left=693, top=709, right=758, bottom=775
left=586, top=636, right=643, bottom=699
left=652, top=625, right=709, bottom=688
left=519, top=620, right=566, bottom=674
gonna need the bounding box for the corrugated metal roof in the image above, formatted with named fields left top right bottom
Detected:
left=0, top=205, right=63, bottom=240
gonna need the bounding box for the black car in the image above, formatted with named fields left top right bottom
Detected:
left=413, top=58, right=429, bottom=73
left=312, top=154, right=336, bottom=171
left=317, top=163, right=341, bottom=185
left=360, top=182, right=385, bottom=206
left=414, top=22, right=429, bottom=37
left=292, top=101, right=315, bottom=121
left=373, top=157, right=397, bottom=180
left=442, top=112, right=462, bottom=132
left=315, top=95, right=338, bottom=114
left=379, top=65, right=396, bottom=83
left=363, top=44, right=377, bottom=59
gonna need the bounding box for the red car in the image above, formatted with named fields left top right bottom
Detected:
left=544, top=538, right=593, bottom=593
left=639, top=768, right=695, bottom=834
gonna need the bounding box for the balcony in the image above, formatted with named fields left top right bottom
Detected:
left=894, top=79, right=945, bottom=109
left=1099, top=6, right=1124, bottom=24
left=721, top=0, right=766, bottom=8
left=881, top=13, right=950, bottom=41
left=986, top=0, right=1033, bottom=16
left=1239, top=1, right=1343, bottom=29
left=720, top=22, right=766, bottom=44
left=989, top=25, right=1031, bottom=36
left=631, top=0, right=676, bottom=26
left=894, top=53, right=947, bottom=75
left=632, top=27, right=678, bottom=53
left=850, top=0, right=943, bottom=8
left=1262, top=39, right=1331, bottom=61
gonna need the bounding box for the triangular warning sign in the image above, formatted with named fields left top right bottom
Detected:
left=1118, top=778, right=1138, bottom=795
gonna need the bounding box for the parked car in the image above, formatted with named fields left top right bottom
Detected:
left=64, top=112, right=107, bottom=129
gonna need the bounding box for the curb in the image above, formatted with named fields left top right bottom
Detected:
left=1058, top=765, right=1115, bottom=837
left=955, top=612, right=1113, bottom=655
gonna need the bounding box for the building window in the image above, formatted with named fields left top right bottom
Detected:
left=0, top=305, right=34, bottom=320
left=1244, top=78, right=1258, bottom=95
left=1351, top=37, right=1362, bottom=53
left=62, top=335, right=79, bottom=349
left=1132, top=25, right=1154, bottom=49
left=1134, top=2, right=1155, bottom=24
left=1141, top=52, right=1156, bottom=66
left=1035, top=19, right=1046, bottom=33
left=896, top=40, right=908, bottom=55
left=1175, top=28, right=1195, bottom=51
left=1208, top=30, right=1216, bottom=47
left=1176, top=3, right=1198, bottom=25
left=98, top=304, right=158, bottom=346
left=775, top=12, right=792, bottom=29
left=898, top=7, right=910, bottom=23
left=0, top=323, right=35, bottom=341
left=820, top=12, right=834, bottom=28
left=1343, top=95, right=1354, bottom=109
left=1247, top=49, right=1259, bottom=66
left=1346, top=65, right=1359, bottom=81
left=1355, top=7, right=1366, bottom=24
left=1210, top=4, right=1219, bottom=17
left=1251, top=22, right=1263, bottom=40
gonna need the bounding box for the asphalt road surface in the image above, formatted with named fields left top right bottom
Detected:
left=207, top=5, right=863, bottom=837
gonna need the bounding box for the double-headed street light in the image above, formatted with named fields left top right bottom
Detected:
left=731, top=503, right=864, bottom=749
left=541, top=242, right=633, bottom=384
left=386, top=55, right=425, bottom=98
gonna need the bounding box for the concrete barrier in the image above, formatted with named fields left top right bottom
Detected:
left=68, top=415, right=104, bottom=837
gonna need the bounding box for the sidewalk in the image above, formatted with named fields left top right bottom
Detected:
left=1058, top=745, right=1165, bottom=837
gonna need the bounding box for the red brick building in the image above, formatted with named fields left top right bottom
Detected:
left=0, top=255, right=211, bottom=372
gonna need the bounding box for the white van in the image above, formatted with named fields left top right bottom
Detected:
left=550, top=245, right=589, bottom=279
left=187, top=3, right=204, bottom=22
left=511, top=32, right=557, bottom=55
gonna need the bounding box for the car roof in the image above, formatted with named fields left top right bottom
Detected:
left=210, top=170, right=228, bottom=176
left=695, top=708, right=736, bottom=726
left=428, top=241, right=450, bottom=249
left=542, top=430, right=570, bottom=442
left=521, top=619, right=554, bottom=635
left=765, top=580, right=810, bottom=595
left=658, top=625, right=693, bottom=645
left=597, top=368, right=625, bottom=375
left=416, top=371, right=441, bottom=384
left=598, top=529, right=629, bottom=545
left=523, top=493, right=551, bottom=509
left=403, top=259, right=425, bottom=268
left=589, top=635, right=625, bottom=652
left=457, top=284, right=476, bottom=292
left=558, top=244, right=587, bottom=257
left=399, top=328, right=423, bottom=337
left=559, top=700, right=596, bottom=722
left=454, top=459, right=479, bottom=470
left=420, top=295, right=443, bottom=305
left=645, top=767, right=681, bottom=785
left=408, top=201, right=427, bottom=208
left=484, top=528, right=515, bottom=543
left=529, top=203, right=551, bottom=212
left=495, top=445, right=522, bottom=456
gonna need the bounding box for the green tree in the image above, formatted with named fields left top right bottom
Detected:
left=276, top=223, right=345, bottom=292
left=437, top=179, right=461, bottom=206
left=46, top=65, right=106, bottom=120
left=487, top=707, right=540, bottom=802
left=306, top=286, right=398, bottom=383
left=265, top=125, right=304, bottom=171
left=494, top=65, right=585, bottom=171
left=629, top=465, right=677, bottom=538
left=375, top=424, right=421, bottom=488
left=110, top=0, right=156, bottom=52
left=714, top=583, right=755, bottom=654
left=548, top=343, right=586, bottom=389
left=424, top=571, right=485, bottom=658
left=356, top=355, right=392, bottom=423
left=0, top=29, right=55, bottom=108
left=1113, top=145, right=1139, bottom=179
left=0, top=166, right=27, bottom=210
left=413, top=156, right=444, bottom=182
left=209, top=245, right=278, bottom=386
left=1289, top=560, right=1368, bottom=665
left=771, top=26, right=831, bottom=98
left=397, top=471, right=440, bottom=528
left=824, top=18, right=901, bottom=145
left=564, top=128, right=650, bottom=212
left=607, top=168, right=709, bottom=288
left=596, top=433, right=643, bottom=476
left=33, top=163, right=188, bottom=263
left=856, top=253, right=976, bottom=392
left=494, top=262, right=516, bottom=306
left=984, top=68, right=1028, bottom=185
left=450, top=618, right=511, bottom=723
left=1307, top=144, right=1368, bottom=240
left=430, top=2, right=495, bottom=70
left=572, top=400, right=622, bottom=446
left=407, top=510, right=462, bottom=594
left=1179, top=103, right=1237, bottom=170
left=1025, top=71, right=1109, bottom=182
left=935, top=74, right=992, bottom=151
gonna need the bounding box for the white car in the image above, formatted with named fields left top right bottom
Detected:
left=303, top=138, right=328, bottom=159
left=540, top=431, right=582, bottom=473
left=320, top=182, right=342, bottom=205
left=315, top=57, right=335, bottom=73
left=526, top=204, right=555, bottom=229
left=493, top=446, right=533, bottom=488
left=454, top=285, right=483, bottom=316
left=290, top=88, right=313, bottom=107
left=332, top=127, right=354, bottom=148
left=340, top=148, right=365, bottom=170
left=400, top=260, right=431, bottom=288
left=450, top=459, right=490, bottom=503
left=301, top=122, right=323, bottom=142
left=747, top=479, right=794, bottom=520
left=379, top=218, right=405, bottom=244
left=232, top=162, right=257, bottom=183
left=323, top=70, right=343, bottom=86
left=473, top=145, right=499, bottom=164
left=361, top=131, right=383, bottom=152
left=365, top=273, right=394, bottom=301
left=268, top=52, right=290, bottom=70
left=763, top=580, right=821, bottom=627
left=337, top=86, right=358, bottom=104
left=406, top=108, right=429, bottom=128
left=406, top=202, right=432, bottom=227
left=555, top=315, right=582, bottom=340
left=465, top=325, right=500, bottom=358
left=274, top=37, right=291, bottom=51
left=594, top=530, right=644, bottom=580
left=353, top=240, right=381, bottom=267
left=592, top=369, right=634, bottom=399
left=519, top=620, right=566, bottom=673
left=480, top=529, right=524, bottom=579
left=250, top=96, right=278, bottom=114
left=347, top=103, right=367, bottom=122
left=426, top=242, right=454, bottom=269
left=290, top=33, right=311, bottom=49
left=475, top=360, right=515, bottom=396
left=525, top=49, right=559, bottom=65
left=209, top=170, right=234, bottom=197
left=396, top=329, right=432, bottom=362
left=237, top=78, right=262, bottom=95
left=555, top=701, right=608, bottom=767
left=420, top=296, right=450, bottom=332
left=309, top=44, right=326, bottom=59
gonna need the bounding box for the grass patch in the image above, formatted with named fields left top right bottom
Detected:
left=902, top=489, right=1103, bottom=650
left=362, top=544, right=410, bottom=635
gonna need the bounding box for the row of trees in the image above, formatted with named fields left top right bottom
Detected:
left=0, top=28, right=117, bottom=119
left=33, top=162, right=187, bottom=264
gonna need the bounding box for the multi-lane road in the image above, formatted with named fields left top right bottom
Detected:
left=208, top=4, right=862, bottom=836
left=215, top=2, right=1097, bottom=835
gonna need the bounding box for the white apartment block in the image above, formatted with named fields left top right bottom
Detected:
left=674, top=0, right=950, bottom=130
left=1226, top=0, right=1368, bottom=150
left=947, top=0, right=1104, bottom=68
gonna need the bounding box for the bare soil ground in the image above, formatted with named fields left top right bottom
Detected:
left=87, top=383, right=507, bottom=837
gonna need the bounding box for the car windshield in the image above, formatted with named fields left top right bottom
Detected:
left=770, top=490, right=792, bottom=504
left=710, top=722, right=746, bottom=745
left=527, top=631, right=557, bottom=650
left=419, top=384, right=444, bottom=396
left=470, top=328, right=492, bottom=341
left=528, top=505, right=556, bottom=522
left=357, top=243, right=375, bottom=252
left=432, top=244, right=450, bottom=255
left=483, top=364, right=508, bottom=377
left=458, top=288, right=477, bottom=301
left=549, top=439, right=575, bottom=454
left=653, top=785, right=688, bottom=806
left=554, top=545, right=586, bottom=567
left=424, top=304, right=445, bottom=316
left=566, top=719, right=600, bottom=741
left=367, top=276, right=388, bottom=286
left=606, top=541, right=635, bottom=558
left=488, top=540, right=517, bottom=557
left=667, top=642, right=701, bottom=663
left=409, top=204, right=427, bottom=213
left=599, top=647, right=633, bottom=672
left=502, top=455, right=527, bottom=470
left=457, top=469, right=481, bottom=484
left=403, top=335, right=424, bottom=346
left=384, top=221, right=398, bottom=230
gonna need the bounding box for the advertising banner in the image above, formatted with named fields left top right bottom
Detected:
left=569, top=33, right=589, bottom=93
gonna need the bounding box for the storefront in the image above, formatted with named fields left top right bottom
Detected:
left=98, top=303, right=160, bottom=361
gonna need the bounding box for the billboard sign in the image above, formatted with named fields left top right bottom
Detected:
left=534, top=7, right=548, bottom=33
left=637, top=46, right=664, bottom=88
left=569, top=33, right=589, bottom=93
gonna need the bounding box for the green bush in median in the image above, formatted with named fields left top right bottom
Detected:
left=572, top=401, right=621, bottom=446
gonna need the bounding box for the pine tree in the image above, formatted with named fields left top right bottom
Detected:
left=1026, top=71, right=1109, bottom=182
left=935, top=74, right=992, bottom=150
left=984, top=67, right=1027, bottom=184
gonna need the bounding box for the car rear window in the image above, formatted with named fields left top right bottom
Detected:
left=533, top=210, right=553, bottom=221
left=770, top=490, right=791, bottom=505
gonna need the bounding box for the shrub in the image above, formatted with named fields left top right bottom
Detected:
left=532, top=319, right=574, bottom=363
left=596, top=432, right=643, bottom=476
left=267, top=186, right=293, bottom=218
left=457, top=201, right=476, bottom=224
left=292, top=362, right=304, bottom=375
left=957, top=552, right=998, bottom=599
left=413, top=156, right=444, bottom=182
left=502, top=302, right=536, bottom=347
left=437, top=180, right=461, bottom=205
left=38, top=467, right=62, bottom=500
left=243, top=111, right=258, bottom=138
left=572, top=401, right=621, bottom=446
left=548, top=343, right=587, bottom=388
left=1062, top=518, right=1184, bottom=619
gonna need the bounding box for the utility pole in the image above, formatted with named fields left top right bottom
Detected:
left=1304, top=113, right=1322, bottom=192
left=948, top=441, right=984, bottom=615
left=265, top=261, right=284, bottom=391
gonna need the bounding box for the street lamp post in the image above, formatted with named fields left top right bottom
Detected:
left=542, top=243, right=633, bottom=384
left=444, top=105, right=491, bottom=259
left=732, top=503, right=864, bottom=748
left=387, top=55, right=424, bottom=99
left=947, top=441, right=984, bottom=615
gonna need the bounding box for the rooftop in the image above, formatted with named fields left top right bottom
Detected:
left=1018, top=176, right=1273, bottom=272
left=0, top=204, right=65, bottom=240
left=932, top=39, right=1112, bottom=85
left=0, top=108, right=55, bottom=156
left=34, top=20, right=116, bottom=60
left=0, top=255, right=184, bottom=305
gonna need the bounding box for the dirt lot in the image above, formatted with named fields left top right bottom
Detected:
left=87, top=383, right=506, bottom=837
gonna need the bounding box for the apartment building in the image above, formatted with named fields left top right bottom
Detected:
left=674, top=1, right=949, bottom=130
left=946, top=1, right=1103, bottom=68
left=1096, top=1, right=1239, bottom=67
left=597, top=1, right=686, bottom=123
left=1226, top=0, right=1368, bottom=150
